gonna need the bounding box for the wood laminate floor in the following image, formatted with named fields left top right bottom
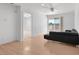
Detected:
left=0, top=34, right=79, bottom=55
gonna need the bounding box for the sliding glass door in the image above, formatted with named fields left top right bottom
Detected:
left=47, top=15, right=63, bottom=32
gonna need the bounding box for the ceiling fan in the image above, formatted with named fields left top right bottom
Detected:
left=41, top=3, right=59, bottom=12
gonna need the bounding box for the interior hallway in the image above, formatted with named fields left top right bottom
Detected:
left=0, top=34, right=79, bottom=55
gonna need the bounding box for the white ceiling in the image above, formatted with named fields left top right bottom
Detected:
left=14, top=3, right=76, bottom=15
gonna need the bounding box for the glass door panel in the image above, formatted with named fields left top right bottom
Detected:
left=48, top=16, right=63, bottom=32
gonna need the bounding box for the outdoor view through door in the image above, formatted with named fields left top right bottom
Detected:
left=47, top=15, right=63, bottom=32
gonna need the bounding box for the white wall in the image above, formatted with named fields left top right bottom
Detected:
left=31, top=11, right=48, bottom=36
left=16, top=6, right=22, bottom=41
left=75, top=4, right=79, bottom=33
left=53, top=11, right=74, bottom=31
left=0, top=4, right=18, bottom=44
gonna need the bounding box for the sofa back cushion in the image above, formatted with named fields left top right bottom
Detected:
left=49, top=31, right=78, bottom=36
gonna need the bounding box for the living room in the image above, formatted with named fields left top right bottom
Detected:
left=0, top=3, right=79, bottom=55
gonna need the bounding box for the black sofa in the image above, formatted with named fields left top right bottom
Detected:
left=44, top=31, right=79, bottom=45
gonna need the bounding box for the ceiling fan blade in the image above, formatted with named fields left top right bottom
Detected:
left=41, top=4, right=51, bottom=8
left=41, top=3, right=59, bottom=12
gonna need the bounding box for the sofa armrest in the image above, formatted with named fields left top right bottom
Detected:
left=44, top=34, right=49, bottom=39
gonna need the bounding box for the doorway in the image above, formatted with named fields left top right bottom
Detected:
left=23, top=12, right=32, bottom=40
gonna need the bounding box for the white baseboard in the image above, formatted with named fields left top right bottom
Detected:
left=0, top=39, right=17, bottom=45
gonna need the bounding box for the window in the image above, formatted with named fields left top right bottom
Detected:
left=47, top=15, right=63, bottom=32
